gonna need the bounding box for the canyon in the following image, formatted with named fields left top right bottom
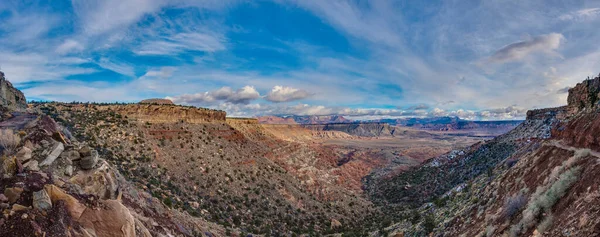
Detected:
left=0, top=70, right=599, bottom=236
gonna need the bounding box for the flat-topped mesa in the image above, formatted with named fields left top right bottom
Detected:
left=0, top=71, right=27, bottom=111
left=103, top=104, right=226, bottom=123
left=139, top=98, right=174, bottom=105
left=226, top=117, right=259, bottom=125
left=58, top=103, right=226, bottom=123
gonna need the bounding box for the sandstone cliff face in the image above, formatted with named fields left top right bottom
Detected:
left=0, top=71, right=26, bottom=111
left=86, top=104, right=225, bottom=123
left=567, top=75, right=600, bottom=111
left=226, top=117, right=259, bottom=125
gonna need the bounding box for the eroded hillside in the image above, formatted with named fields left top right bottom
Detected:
left=35, top=102, right=389, bottom=235
left=371, top=74, right=600, bottom=236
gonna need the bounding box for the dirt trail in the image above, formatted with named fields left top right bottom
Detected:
left=548, top=140, right=600, bottom=158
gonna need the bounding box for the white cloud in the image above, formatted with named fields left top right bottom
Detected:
left=265, top=86, right=312, bottom=102
left=168, top=85, right=261, bottom=105
left=141, top=67, right=176, bottom=80
left=486, top=33, right=564, bottom=64
left=224, top=86, right=261, bottom=104
left=55, top=39, right=85, bottom=54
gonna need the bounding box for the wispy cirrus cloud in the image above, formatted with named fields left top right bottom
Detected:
left=485, top=33, right=564, bottom=64
left=96, top=58, right=135, bottom=77
left=71, top=0, right=167, bottom=36
left=135, top=32, right=227, bottom=55
left=559, top=8, right=600, bottom=21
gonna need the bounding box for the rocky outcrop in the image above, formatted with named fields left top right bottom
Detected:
left=567, top=74, right=600, bottom=111
left=525, top=106, right=571, bottom=120
left=0, top=71, right=26, bottom=111
left=139, top=98, right=174, bottom=105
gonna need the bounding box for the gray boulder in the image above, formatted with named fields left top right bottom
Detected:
left=39, top=142, right=64, bottom=166
left=80, top=150, right=99, bottom=170
left=32, top=189, right=52, bottom=211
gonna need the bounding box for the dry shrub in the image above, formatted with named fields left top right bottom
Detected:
left=502, top=194, right=527, bottom=220
left=0, top=129, right=20, bottom=155
left=509, top=167, right=581, bottom=236
left=537, top=214, right=554, bottom=234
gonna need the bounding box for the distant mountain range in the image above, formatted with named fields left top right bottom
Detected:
left=257, top=115, right=522, bottom=130
left=256, top=115, right=351, bottom=124
left=373, top=116, right=523, bottom=131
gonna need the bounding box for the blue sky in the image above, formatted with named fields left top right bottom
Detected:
left=1, top=0, right=600, bottom=119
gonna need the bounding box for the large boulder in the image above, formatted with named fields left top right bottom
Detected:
left=0, top=71, right=26, bottom=111
left=44, top=184, right=86, bottom=218
left=44, top=184, right=135, bottom=237
left=79, top=200, right=136, bottom=237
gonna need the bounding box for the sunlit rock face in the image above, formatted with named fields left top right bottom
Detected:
left=0, top=71, right=26, bottom=111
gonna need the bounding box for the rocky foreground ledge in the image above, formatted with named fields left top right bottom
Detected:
left=0, top=72, right=229, bottom=236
